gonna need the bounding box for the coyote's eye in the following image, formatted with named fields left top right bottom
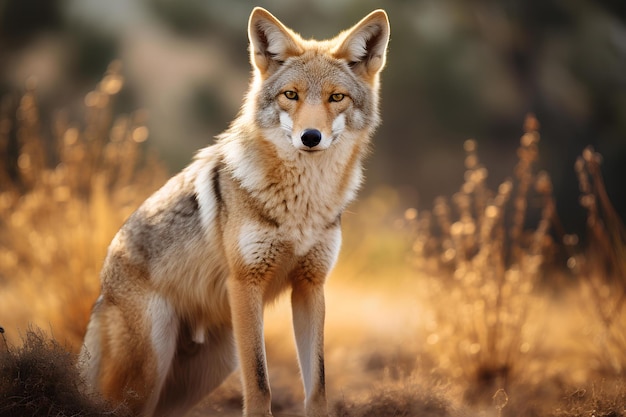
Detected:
left=284, top=91, right=298, bottom=100
left=329, top=93, right=345, bottom=102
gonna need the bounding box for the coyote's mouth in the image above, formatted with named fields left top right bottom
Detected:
left=299, top=148, right=323, bottom=153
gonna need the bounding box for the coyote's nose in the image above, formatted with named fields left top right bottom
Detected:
left=300, top=129, right=322, bottom=148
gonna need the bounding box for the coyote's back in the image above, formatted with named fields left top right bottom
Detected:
left=80, top=7, right=389, bottom=417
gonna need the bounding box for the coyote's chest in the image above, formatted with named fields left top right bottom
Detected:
left=226, top=154, right=346, bottom=261
left=254, top=161, right=342, bottom=254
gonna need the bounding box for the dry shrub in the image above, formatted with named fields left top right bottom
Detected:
left=409, top=115, right=555, bottom=401
left=570, top=146, right=626, bottom=374
left=0, top=327, right=131, bottom=417
left=0, top=61, right=167, bottom=349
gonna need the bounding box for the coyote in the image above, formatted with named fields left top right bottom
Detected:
left=80, top=7, right=389, bottom=417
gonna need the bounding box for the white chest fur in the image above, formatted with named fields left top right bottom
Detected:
left=222, top=137, right=359, bottom=260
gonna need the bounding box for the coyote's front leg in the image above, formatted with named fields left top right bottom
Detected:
left=290, top=233, right=340, bottom=417
left=292, top=278, right=328, bottom=417
left=229, top=277, right=272, bottom=417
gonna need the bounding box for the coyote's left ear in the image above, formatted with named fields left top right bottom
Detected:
left=248, top=7, right=304, bottom=77
left=333, top=10, right=390, bottom=80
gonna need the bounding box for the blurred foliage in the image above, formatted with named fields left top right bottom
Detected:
left=0, top=0, right=624, bottom=234
left=0, top=0, right=63, bottom=49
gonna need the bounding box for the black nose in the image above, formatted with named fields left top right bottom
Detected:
left=300, top=129, right=322, bottom=148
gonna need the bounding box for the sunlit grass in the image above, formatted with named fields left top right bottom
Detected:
left=406, top=116, right=554, bottom=401
left=0, top=61, right=166, bottom=349
left=572, top=146, right=626, bottom=375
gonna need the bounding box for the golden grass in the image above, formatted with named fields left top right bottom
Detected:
left=406, top=116, right=555, bottom=400
left=0, top=61, right=166, bottom=349
left=0, top=70, right=624, bottom=417
left=573, top=146, right=626, bottom=374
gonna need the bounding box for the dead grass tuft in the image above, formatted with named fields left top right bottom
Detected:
left=332, top=382, right=458, bottom=417
left=0, top=327, right=131, bottom=417
left=554, top=383, right=626, bottom=417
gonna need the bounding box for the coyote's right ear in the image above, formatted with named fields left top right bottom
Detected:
left=248, top=7, right=304, bottom=77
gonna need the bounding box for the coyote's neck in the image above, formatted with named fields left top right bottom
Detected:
left=222, top=131, right=365, bottom=229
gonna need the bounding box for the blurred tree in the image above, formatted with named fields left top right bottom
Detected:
left=0, top=0, right=62, bottom=49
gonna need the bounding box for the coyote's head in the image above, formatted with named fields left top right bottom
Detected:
left=246, top=8, right=390, bottom=154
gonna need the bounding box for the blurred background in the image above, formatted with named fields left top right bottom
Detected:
left=1, top=0, right=625, bottom=233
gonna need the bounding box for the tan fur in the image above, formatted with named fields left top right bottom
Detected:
left=79, top=7, right=389, bottom=417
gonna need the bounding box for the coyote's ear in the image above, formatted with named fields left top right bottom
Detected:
left=333, top=10, right=390, bottom=80
left=248, top=7, right=304, bottom=76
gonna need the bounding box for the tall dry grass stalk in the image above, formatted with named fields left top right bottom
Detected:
left=410, top=115, right=555, bottom=399
left=572, top=146, right=626, bottom=374
left=0, top=61, right=167, bottom=350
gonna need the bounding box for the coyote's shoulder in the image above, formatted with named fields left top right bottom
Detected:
left=80, top=7, right=389, bottom=417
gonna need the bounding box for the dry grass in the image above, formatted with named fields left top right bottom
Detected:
left=0, top=328, right=132, bottom=417
left=553, top=385, right=626, bottom=417
left=407, top=116, right=555, bottom=402
left=0, top=69, right=625, bottom=417
left=571, top=147, right=626, bottom=375
left=0, top=61, right=166, bottom=349
left=399, top=115, right=625, bottom=416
